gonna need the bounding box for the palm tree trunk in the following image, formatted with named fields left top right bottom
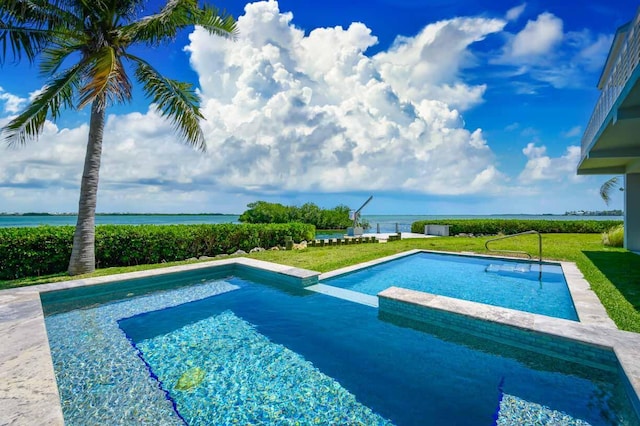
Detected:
left=68, top=100, right=106, bottom=275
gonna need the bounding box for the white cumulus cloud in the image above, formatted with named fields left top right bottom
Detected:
left=3, top=1, right=544, bottom=213
left=374, top=17, right=505, bottom=110
left=0, top=86, right=27, bottom=113
left=186, top=0, right=507, bottom=196
left=518, top=143, right=582, bottom=183
left=506, top=12, right=563, bottom=59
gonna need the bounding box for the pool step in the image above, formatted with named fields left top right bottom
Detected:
left=305, top=284, right=379, bottom=307
left=485, top=263, right=532, bottom=274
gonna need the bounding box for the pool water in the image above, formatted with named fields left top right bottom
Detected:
left=323, top=252, right=579, bottom=320
left=44, top=274, right=637, bottom=425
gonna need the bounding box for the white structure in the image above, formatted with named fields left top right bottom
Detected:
left=347, top=226, right=364, bottom=237
left=424, top=224, right=450, bottom=236
left=577, top=8, right=640, bottom=252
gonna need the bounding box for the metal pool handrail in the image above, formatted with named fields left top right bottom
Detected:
left=484, top=230, right=542, bottom=264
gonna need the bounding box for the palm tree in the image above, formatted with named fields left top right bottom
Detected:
left=1, top=0, right=237, bottom=275
left=600, top=176, right=623, bottom=205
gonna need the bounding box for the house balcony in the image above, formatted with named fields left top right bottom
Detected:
left=578, top=8, right=640, bottom=253
left=577, top=8, right=640, bottom=176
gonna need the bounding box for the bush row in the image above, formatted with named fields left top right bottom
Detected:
left=239, top=201, right=354, bottom=229
left=411, top=219, right=624, bottom=235
left=0, top=223, right=315, bottom=280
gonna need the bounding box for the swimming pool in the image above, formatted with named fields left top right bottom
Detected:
left=322, top=251, right=579, bottom=320
left=40, top=265, right=639, bottom=425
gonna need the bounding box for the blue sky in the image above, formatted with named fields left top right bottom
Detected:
left=0, top=0, right=636, bottom=214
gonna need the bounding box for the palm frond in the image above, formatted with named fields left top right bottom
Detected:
left=112, top=0, right=146, bottom=20
left=197, top=5, right=238, bottom=39
left=0, top=23, right=52, bottom=64
left=120, top=0, right=236, bottom=46
left=0, top=0, right=81, bottom=64
left=599, top=176, right=621, bottom=205
left=1, top=0, right=75, bottom=25
left=2, top=62, right=81, bottom=146
left=81, top=0, right=141, bottom=28
left=40, top=35, right=85, bottom=76
left=127, top=53, right=206, bottom=151
left=78, top=46, right=132, bottom=109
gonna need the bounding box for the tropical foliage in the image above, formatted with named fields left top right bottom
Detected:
left=599, top=176, right=623, bottom=205
left=0, top=0, right=237, bottom=275
left=602, top=224, right=624, bottom=247
left=239, top=201, right=354, bottom=229
left=0, top=223, right=314, bottom=280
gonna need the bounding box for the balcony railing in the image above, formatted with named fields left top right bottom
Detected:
left=581, top=9, right=640, bottom=157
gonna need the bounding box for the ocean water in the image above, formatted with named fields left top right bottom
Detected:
left=0, top=214, right=240, bottom=228
left=0, top=214, right=622, bottom=228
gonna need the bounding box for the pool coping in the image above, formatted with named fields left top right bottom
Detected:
left=378, top=286, right=640, bottom=418
left=0, top=252, right=638, bottom=424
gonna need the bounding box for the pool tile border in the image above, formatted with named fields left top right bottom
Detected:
left=0, top=258, right=319, bottom=426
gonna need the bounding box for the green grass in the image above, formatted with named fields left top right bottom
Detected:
left=2, top=233, right=639, bottom=332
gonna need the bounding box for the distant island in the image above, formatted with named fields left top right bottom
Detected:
left=564, top=210, right=623, bottom=216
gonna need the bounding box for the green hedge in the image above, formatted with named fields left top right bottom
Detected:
left=0, top=223, right=315, bottom=280
left=239, top=201, right=353, bottom=229
left=411, top=219, right=624, bottom=235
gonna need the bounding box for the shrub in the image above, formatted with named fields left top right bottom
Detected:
left=0, top=223, right=315, bottom=280
left=411, top=219, right=624, bottom=235
left=239, top=201, right=353, bottom=229
left=0, top=226, right=74, bottom=280
left=602, top=224, right=624, bottom=247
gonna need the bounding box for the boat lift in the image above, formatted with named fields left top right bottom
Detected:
left=347, top=195, right=373, bottom=236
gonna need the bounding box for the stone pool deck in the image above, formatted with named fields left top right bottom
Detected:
left=1, top=251, right=639, bottom=424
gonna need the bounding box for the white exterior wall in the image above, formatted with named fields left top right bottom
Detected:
left=625, top=173, right=640, bottom=252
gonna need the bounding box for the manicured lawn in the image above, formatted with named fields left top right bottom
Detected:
left=2, top=233, right=639, bottom=332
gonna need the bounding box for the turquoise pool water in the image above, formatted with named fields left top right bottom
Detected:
left=323, top=252, right=579, bottom=320
left=42, top=271, right=637, bottom=425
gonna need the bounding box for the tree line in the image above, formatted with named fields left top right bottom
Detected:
left=564, top=210, right=623, bottom=216
left=239, top=202, right=353, bottom=230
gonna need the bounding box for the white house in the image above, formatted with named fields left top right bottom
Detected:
left=577, top=8, right=640, bottom=252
